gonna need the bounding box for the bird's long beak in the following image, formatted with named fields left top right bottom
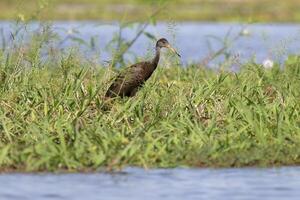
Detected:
left=167, top=44, right=181, bottom=57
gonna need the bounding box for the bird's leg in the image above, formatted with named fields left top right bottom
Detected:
left=129, top=87, right=139, bottom=97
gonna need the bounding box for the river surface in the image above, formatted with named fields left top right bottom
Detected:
left=1, top=167, right=300, bottom=200
left=1, top=21, right=300, bottom=66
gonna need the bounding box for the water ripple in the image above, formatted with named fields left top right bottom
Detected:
left=1, top=167, right=300, bottom=200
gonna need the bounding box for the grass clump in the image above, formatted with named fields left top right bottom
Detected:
left=0, top=44, right=300, bottom=172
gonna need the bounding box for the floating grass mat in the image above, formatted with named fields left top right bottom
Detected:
left=0, top=49, right=300, bottom=172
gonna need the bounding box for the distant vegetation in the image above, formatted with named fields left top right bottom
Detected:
left=1, top=0, right=300, bottom=22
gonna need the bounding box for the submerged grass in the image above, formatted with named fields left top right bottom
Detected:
left=1, top=44, right=300, bottom=172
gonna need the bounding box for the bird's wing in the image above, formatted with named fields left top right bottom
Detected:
left=105, top=62, right=150, bottom=97
left=127, top=61, right=150, bottom=81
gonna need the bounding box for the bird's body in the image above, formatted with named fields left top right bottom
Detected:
left=105, top=38, right=180, bottom=98
left=105, top=61, right=154, bottom=97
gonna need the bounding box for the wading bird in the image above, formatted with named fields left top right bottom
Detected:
left=105, top=38, right=180, bottom=98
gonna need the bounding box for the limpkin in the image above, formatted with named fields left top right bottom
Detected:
left=105, top=38, right=180, bottom=98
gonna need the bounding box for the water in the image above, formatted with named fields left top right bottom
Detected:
left=1, top=167, right=300, bottom=200
left=1, top=22, right=300, bottom=199
left=1, top=21, right=300, bottom=65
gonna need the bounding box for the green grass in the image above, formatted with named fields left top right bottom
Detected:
left=1, top=39, right=300, bottom=172
left=1, top=0, right=300, bottom=22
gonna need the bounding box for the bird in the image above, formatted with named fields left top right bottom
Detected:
left=105, top=38, right=180, bottom=98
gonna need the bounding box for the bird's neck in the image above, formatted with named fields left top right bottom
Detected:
left=151, top=46, right=161, bottom=68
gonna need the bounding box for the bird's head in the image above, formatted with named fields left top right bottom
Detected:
left=156, top=38, right=181, bottom=57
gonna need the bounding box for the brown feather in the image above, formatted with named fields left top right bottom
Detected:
left=105, top=61, right=154, bottom=98
left=105, top=38, right=179, bottom=98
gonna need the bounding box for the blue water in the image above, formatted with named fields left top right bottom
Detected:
left=1, top=21, right=300, bottom=66
left=1, top=167, right=300, bottom=200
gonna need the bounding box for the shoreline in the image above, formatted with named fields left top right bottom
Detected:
left=1, top=164, right=300, bottom=173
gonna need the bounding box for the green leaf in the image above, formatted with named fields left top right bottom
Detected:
left=143, top=32, right=156, bottom=41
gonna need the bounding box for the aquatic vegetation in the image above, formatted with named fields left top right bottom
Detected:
left=0, top=18, right=299, bottom=172
left=0, top=38, right=300, bottom=172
